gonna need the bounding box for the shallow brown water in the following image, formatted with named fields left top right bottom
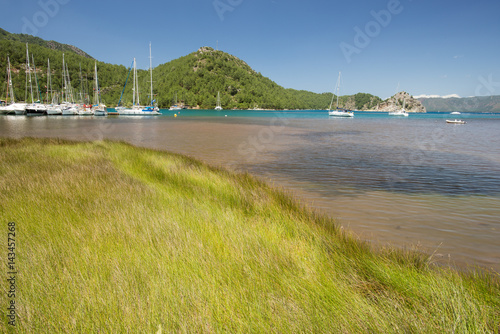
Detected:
left=2, top=114, right=499, bottom=271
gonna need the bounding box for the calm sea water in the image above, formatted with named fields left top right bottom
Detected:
left=2, top=110, right=499, bottom=271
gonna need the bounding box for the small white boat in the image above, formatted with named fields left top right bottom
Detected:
left=78, top=106, right=94, bottom=116
left=388, top=110, right=409, bottom=116
left=25, top=102, right=48, bottom=116
left=328, top=109, right=354, bottom=117
left=62, top=104, right=80, bottom=115
left=446, top=119, right=466, bottom=124
left=46, top=104, right=63, bottom=115
left=450, top=111, right=461, bottom=115
left=169, top=91, right=183, bottom=111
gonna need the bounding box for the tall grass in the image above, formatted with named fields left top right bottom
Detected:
left=1, top=138, right=499, bottom=333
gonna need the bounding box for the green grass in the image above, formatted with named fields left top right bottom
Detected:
left=1, top=138, right=499, bottom=333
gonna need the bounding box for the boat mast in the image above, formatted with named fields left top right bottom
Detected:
left=79, top=63, right=83, bottom=104
left=94, top=61, right=99, bottom=106
left=149, top=42, right=154, bottom=106
left=132, top=58, right=136, bottom=106
left=336, top=72, right=341, bottom=109
left=6, top=56, right=15, bottom=104
left=26, top=44, right=34, bottom=104
left=62, top=53, right=66, bottom=102
left=136, top=58, right=140, bottom=106
left=32, top=54, right=41, bottom=102
left=66, top=63, right=74, bottom=103
left=46, top=58, right=50, bottom=104
left=117, top=60, right=133, bottom=107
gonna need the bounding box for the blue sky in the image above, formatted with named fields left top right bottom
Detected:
left=2, top=0, right=499, bottom=98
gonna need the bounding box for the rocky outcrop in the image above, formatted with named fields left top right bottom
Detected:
left=374, top=91, right=426, bottom=113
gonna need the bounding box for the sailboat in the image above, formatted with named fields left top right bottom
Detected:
left=215, top=91, right=223, bottom=110
left=60, top=54, right=79, bottom=116
left=0, top=56, right=26, bottom=115
left=25, top=45, right=48, bottom=116
left=46, top=59, right=63, bottom=115
left=328, top=72, right=354, bottom=117
left=92, top=61, right=107, bottom=116
left=169, top=91, right=182, bottom=110
left=388, top=97, right=409, bottom=116
left=116, top=43, right=160, bottom=115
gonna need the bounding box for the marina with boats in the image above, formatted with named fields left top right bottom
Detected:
left=0, top=43, right=161, bottom=117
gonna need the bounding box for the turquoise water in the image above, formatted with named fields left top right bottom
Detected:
left=1, top=111, right=499, bottom=271
left=150, top=109, right=500, bottom=120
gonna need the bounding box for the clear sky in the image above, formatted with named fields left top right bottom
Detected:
left=2, top=0, right=499, bottom=98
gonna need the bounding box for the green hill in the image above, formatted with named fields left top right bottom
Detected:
left=0, top=29, right=382, bottom=109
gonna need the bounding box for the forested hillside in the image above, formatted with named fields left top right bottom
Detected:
left=0, top=29, right=382, bottom=109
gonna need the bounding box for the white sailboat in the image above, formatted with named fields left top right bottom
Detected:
left=60, top=54, right=79, bottom=116
left=328, top=72, right=354, bottom=117
left=0, top=56, right=26, bottom=115
left=117, top=43, right=160, bottom=115
left=76, top=64, right=94, bottom=116
left=388, top=98, right=409, bottom=116
left=25, top=45, right=48, bottom=116
left=92, top=61, right=107, bottom=116
left=169, top=91, right=182, bottom=110
left=46, top=59, right=63, bottom=115
left=215, top=91, right=223, bottom=110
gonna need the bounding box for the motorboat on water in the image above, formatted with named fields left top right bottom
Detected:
left=328, top=109, right=354, bottom=117
left=450, top=111, right=461, bottom=115
left=446, top=119, right=466, bottom=124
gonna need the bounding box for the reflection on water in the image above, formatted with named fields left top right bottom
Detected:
left=1, top=113, right=499, bottom=271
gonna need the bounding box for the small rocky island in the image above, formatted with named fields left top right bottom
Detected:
left=373, top=91, right=427, bottom=113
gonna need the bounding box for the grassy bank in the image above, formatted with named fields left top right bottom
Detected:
left=1, top=138, right=499, bottom=333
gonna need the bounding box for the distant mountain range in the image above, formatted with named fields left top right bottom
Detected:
left=417, top=95, right=500, bottom=112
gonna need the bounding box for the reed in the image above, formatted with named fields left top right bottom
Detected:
left=1, top=138, right=498, bottom=333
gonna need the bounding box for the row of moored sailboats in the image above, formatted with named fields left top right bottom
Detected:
left=0, top=43, right=107, bottom=116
